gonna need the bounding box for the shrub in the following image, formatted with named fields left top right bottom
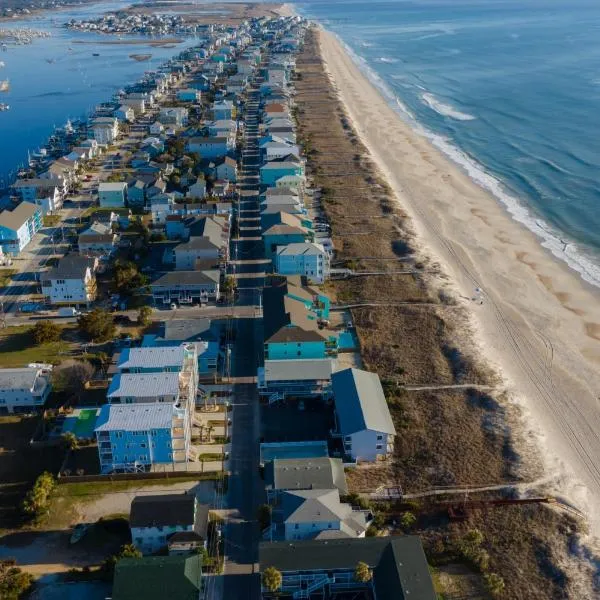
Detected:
left=32, top=320, right=61, bottom=344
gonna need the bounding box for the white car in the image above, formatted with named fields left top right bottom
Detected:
left=170, top=303, right=177, bottom=310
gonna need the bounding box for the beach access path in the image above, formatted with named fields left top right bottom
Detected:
left=319, top=29, right=600, bottom=533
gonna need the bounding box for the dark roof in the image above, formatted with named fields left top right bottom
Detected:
left=130, top=493, right=197, bottom=528
left=265, top=457, right=348, bottom=495
left=112, top=555, right=202, bottom=600
left=259, top=536, right=437, bottom=600
left=151, top=270, right=220, bottom=287
left=262, top=281, right=325, bottom=344
left=158, top=318, right=216, bottom=342
left=40, top=255, right=95, bottom=281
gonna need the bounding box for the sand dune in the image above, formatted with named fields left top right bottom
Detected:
left=319, top=28, right=600, bottom=533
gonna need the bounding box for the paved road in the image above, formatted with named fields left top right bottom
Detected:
left=221, top=82, right=265, bottom=600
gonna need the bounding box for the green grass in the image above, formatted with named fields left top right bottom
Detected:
left=0, top=324, right=79, bottom=367
left=43, top=215, right=62, bottom=227
left=82, top=206, right=130, bottom=219
left=0, top=269, right=17, bottom=287
left=198, top=453, right=224, bottom=462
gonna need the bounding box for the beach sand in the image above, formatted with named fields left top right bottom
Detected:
left=319, top=28, right=600, bottom=532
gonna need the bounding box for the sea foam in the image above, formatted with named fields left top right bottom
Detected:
left=331, top=32, right=600, bottom=289
left=421, top=92, right=476, bottom=121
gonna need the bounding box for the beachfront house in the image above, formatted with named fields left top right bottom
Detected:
left=260, top=160, right=303, bottom=187
left=0, top=202, right=43, bottom=255
left=40, top=255, right=97, bottom=307
left=98, top=182, right=127, bottom=208
left=94, top=402, right=192, bottom=473
left=259, top=536, right=437, bottom=600
left=129, top=493, right=209, bottom=555
left=262, top=214, right=310, bottom=260
left=331, top=368, right=396, bottom=462
left=275, top=242, right=330, bottom=283
left=267, top=488, right=370, bottom=541
left=0, top=367, right=52, bottom=415
left=111, top=555, right=202, bottom=600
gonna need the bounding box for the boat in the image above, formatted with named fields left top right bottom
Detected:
left=0, top=103, right=9, bottom=111
left=92, top=53, right=100, bottom=57
left=0, top=61, right=4, bottom=68
left=69, top=523, right=90, bottom=544
left=0, top=80, right=9, bottom=92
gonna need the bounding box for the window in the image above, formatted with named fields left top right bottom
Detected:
left=376, top=435, right=383, bottom=441
left=294, top=524, right=299, bottom=530
left=115, top=431, right=123, bottom=439
left=376, top=444, right=383, bottom=450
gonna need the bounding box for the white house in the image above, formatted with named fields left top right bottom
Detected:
left=130, top=494, right=209, bottom=555
left=0, top=367, right=51, bottom=414
left=0, top=202, right=43, bottom=256
left=90, top=117, right=119, bottom=145
left=149, top=121, right=164, bottom=136
left=269, top=489, right=370, bottom=541
left=78, top=221, right=119, bottom=256
left=275, top=242, right=330, bottom=283
left=115, top=105, right=135, bottom=122
left=159, top=107, right=189, bottom=127
left=12, top=179, right=63, bottom=215
left=331, top=368, right=396, bottom=462
left=40, top=255, right=97, bottom=306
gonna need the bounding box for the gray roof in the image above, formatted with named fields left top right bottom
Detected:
left=331, top=368, right=395, bottom=436
left=0, top=367, right=42, bottom=391
left=151, top=270, right=220, bottom=287
left=98, top=182, right=127, bottom=192
left=95, top=403, right=176, bottom=432
left=130, top=494, right=206, bottom=533
left=277, top=242, right=326, bottom=256
left=41, top=255, right=94, bottom=282
left=158, top=318, right=215, bottom=342
left=259, top=536, right=437, bottom=600
left=263, top=359, right=334, bottom=383
left=0, top=202, right=39, bottom=231
left=265, top=457, right=347, bottom=495
left=118, top=346, right=186, bottom=371
left=107, top=373, right=181, bottom=398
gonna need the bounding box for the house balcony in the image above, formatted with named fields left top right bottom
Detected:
left=173, top=449, right=187, bottom=462
left=172, top=426, right=185, bottom=438
left=172, top=438, right=186, bottom=451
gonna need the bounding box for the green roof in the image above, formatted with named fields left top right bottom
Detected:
left=112, top=555, right=202, bottom=600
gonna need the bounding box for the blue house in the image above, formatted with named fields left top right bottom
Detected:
left=260, top=161, right=304, bottom=186
left=262, top=280, right=336, bottom=361
left=117, top=345, right=196, bottom=375
left=177, top=88, right=201, bottom=102
left=94, top=403, right=191, bottom=473
left=0, top=202, right=43, bottom=255
left=212, top=100, right=234, bottom=121
left=262, top=213, right=310, bottom=260
left=127, top=180, right=147, bottom=207
left=98, top=182, right=127, bottom=208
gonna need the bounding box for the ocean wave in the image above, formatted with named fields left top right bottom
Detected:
left=377, top=56, right=398, bottom=64
left=421, top=130, right=600, bottom=287
left=330, top=29, right=600, bottom=289
left=421, top=92, right=476, bottom=121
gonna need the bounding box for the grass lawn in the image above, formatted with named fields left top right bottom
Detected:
left=0, top=324, right=80, bottom=367
left=43, top=215, right=62, bottom=227
left=0, top=269, right=17, bottom=287
left=81, top=207, right=130, bottom=219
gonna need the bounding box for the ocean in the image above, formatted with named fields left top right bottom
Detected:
left=296, top=0, right=600, bottom=287
left=0, top=0, right=199, bottom=185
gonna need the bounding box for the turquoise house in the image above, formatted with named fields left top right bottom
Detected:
left=262, top=213, right=311, bottom=260
left=262, top=278, right=337, bottom=361
left=260, top=161, right=303, bottom=187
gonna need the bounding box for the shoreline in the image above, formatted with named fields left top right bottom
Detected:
left=317, top=27, right=600, bottom=534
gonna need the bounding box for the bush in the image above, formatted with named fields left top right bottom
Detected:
left=0, top=559, right=34, bottom=600
left=137, top=306, right=152, bottom=326
left=78, top=309, right=115, bottom=342
left=101, top=544, right=142, bottom=580
left=22, top=472, right=56, bottom=520
left=262, top=566, right=282, bottom=592
left=484, top=572, right=506, bottom=597
left=32, top=320, right=61, bottom=344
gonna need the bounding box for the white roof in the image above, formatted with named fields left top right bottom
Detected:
left=117, top=346, right=187, bottom=370
left=276, top=242, right=325, bottom=256
left=98, top=182, right=126, bottom=192
left=107, top=372, right=180, bottom=398
left=95, top=402, right=176, bottom=432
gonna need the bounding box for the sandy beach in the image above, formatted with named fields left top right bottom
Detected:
left=318, top=28, right=600, bottom=532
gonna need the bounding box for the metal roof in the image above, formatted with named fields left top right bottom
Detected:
left=151, top=270, right=220, bottom=287
left=265, top=457, right=348, bottom=495
left=263, top=359, right=334, bottom=382
left=0, top=367, right=41, bottom=391
left=107, top=373, right=181, bottom=398
left=331, top=368, right=396, bottom=436
left=118, top=346, right=186, bottom=370
left=277, top=242, right=326, bottom=256
left=98, top=182, right=127, bottom=192
left=94, top=402, right=177, bottom=432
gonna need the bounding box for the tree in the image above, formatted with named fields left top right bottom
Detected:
left=484, top=573, right=505, bottom=597
left=257, top=504, right=272, bottom=530
left=262, top=566, right=282, bottom=593
left=102, top=543, right=142, bottom=579
left=53, top=359, right=95, bottom=401
left=354, top=561, right=372, bottom=583
left=400, top=511, right=416, bottom=530
left=32, top=320, right=61, bottom=345
left=0, top=559, right=34, bottom=600
left=22, top=472, right=56, bottom=519
left=222, top=275, right=236, bottom=300
left=113, top=260, right=149, bottom=296
left=137, top=306, right=152, bottom=326
left=61, top=431, right=79, bottom=451
left=78, top=309, right=116, bottom=342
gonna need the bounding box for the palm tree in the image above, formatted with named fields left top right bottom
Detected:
left=354, top=561, right=372, bottom=583
left=262, top=566, right=282, bottom=593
